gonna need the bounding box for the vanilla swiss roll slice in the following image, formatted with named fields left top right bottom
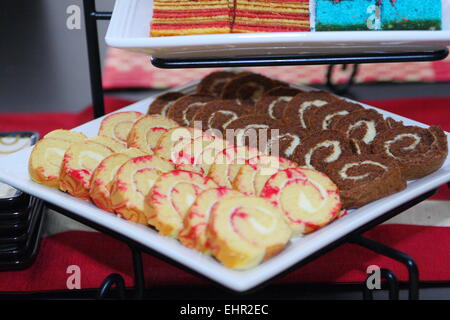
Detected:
left=110, top=155, right=174, bottom=224
left=208, top=145, right=261, bottom=188
left=127, top=115, right=179, bottom=154
left=371, top=125, right=448, bottom=180
left=179, top=187, right=242, bottom=254
left=155, top=127, right=202, bottom=162
left=282, top=91, right=341, bottom=129
left=293, top=130, right=353, bottom=172
left=89, top=148, right=147, bottom=212
left=233, top=155, right=297, bottom=196
left=147, top=92, right=185, bottom=116
left=254, top=86, right=303, bottom=120
left=28, top=129, right=87, bottom=187
left=174, top=135, right=230, bottom=175
left=89, top=135, right=127, bottom=153
left=145, top=170, right=218, bottom=237
left=207, top=196, right=292, bottom=270
left=59, top=140, right=115, bottom=199
left=98, top=111, right=143, bottom=146
left=324, top=154, right=406, bottom=209
left=331, top=108, right=387, bottom=148
left=196, top=71, right=237, bottom=97
left=261, top=168, right=341, bottom=235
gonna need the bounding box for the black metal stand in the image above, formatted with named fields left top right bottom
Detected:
left=4, top=0, right=446, bottom=300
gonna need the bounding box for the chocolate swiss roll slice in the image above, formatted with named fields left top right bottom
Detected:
left=262, top=125, right=309, bottom=160
left=166, top=94, right=215, bottom=126
left=220, top=73, right=277, bottom=106
left=254, top=86, right=303, bottom=120
left=324, top=154, right=407, bottom=209
left=147, top=92, right=185, bottom=116
left=196, top=71, right=237, bottom=97
left=306, top=101, right=364, bottom=131
left=331, top=108, right=387, bottom=148
left=293, top=130, right=353, bottom=172
left=282, top=91, right=341, bottom=129
left=191, top=99, right=252, bottom=134
left=371, top=125, right=448, bottom=180
left=224, top=115, right=279, bottom=150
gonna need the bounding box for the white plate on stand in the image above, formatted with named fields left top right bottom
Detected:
left=0, top=80, right=449, bottom=292
left=105, top=0, right=450, bottom=59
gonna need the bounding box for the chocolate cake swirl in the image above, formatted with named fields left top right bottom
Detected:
left=166, top=94, right=215, bottom=126
left=254, top=86, right=303, bottom=120
left=261, top=126, right=309, bottom=160
left=331, top=109, right=387, bottom=148
left=282, top=91, right=341, bottom=129
left=191, top=99, right=253, bottom=134
left=293, top=130, right=353, bottom=172
left=371, top=125, right=448, bottom=180
left=147, top=92, right=185, bottom=116
left=196, top=71, right=237, bottom=97
left=324, top=154, right=407, bottom=209
left=307, top=101, right=364, bottom=131
left=221, top=73, right=277, bottom=106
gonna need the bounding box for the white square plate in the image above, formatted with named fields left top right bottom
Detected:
left=0, top=81, right=449, bottom=292
left=105, top=0, right=450, bottom=59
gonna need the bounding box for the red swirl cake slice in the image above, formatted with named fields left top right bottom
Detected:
left=150, top=0, right=232, bottom=36
left=233, top=0, right=310, bottom=33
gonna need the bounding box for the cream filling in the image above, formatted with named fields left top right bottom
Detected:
left=322, top=110, right=349, bottom=129
left=384, top=133, right=421, bottom=159
left=267, top=96, right=293, bottom=120
left=339, top=160, right=388, bottom=181
left=231, top=205, right=277, bottom=235
left=182, top=102, right=207, bottom=125
left=304, top=140, right=341, bottom=169
left=298, top=100, right=328, bottom=128
left=161, top=100, right=176, bottom=117
left=208, top=110, right=238, bottom=130
left=79, top=150, right=106, bottom=170
left=348, top=120, right=376, bottom=144
left=266, top=133, right=300, bottom=157
left=44, top=147, right=66, bottom=168
left=236, top=124, right=269, bottom=146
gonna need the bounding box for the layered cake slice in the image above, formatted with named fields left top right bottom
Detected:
left=233, top=0, right=310, bottom=33
left=150, top=0, right=233, bottom=36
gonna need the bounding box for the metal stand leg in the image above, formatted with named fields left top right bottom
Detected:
left=351, top=235, right=419, bottom=300
left=363, top=268, right=399, bottom=300
left=130, top=245, right=145, bottom=300
left=326, top=64, right=359, bottom=95
left=98, top=273, right=126, bottom=300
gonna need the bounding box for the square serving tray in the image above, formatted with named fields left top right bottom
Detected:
left=0, top=81, right=449, bottom=292
left=105, top=0, right=450, bottom=59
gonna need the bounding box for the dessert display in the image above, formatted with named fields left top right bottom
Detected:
left=324, top=154, right=406, bottom=209
left=147, top=92, right=185, bottom=116
left=166, top=94, right=215, bottom=126
left=26, top=70, right=448, bottom=270
left=89, top=148, right=147, bottom=212
left=146, top=170, right=218, bottom=237
left=98, top=111, right=143, bottom=146
left=110, top=155, right=175, bottom=224
left=127, top=114, right=179, bottom=154
left=179, top=187, right=242, bottom=254
left=207, top=195, right=292, bottom=270
left=260, top=168, right=341, bottom=235
left=371, top=124, right=448, bottom=180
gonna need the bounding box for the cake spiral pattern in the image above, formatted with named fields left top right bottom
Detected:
left=98, top=111, right=143, bottom=146
left=127, top=115, right=179, bottom=154
left=221, top=73, right=276, bottom=105
left=293, top=130, right=353, bottom=172
left=207, top=196, right=292, bottom=270
left=324, top=154, right=407, bottom=208
left=255, top=86, right=302, bottom=120
left=89, top=148, right=146, bottom=212
left=225, top=115, right=279, bottom=149
left=196, top=71, right=237, bottom=97
left=59, top=139, right=114, bottom=199
left=371, top=125, right=448, bottom=180
left=110, top=155, right=174, bottom=224
left=155, top=127, right=202, bottom=162
left=261, top=168, right=341, bottom=235
left=262, top=126, right=308, bottom=160
left=233, top=155, right=297, bottom=196
left=307, top=101, right=363, bottom=130
left=147, top=92, right=185, bottom=116
left=331, top=109, right=387, bottom=147
left=146, top=170, right=218, bottom=237
left=283, top=91, right=340, bottom=129
left=167, top=94, right=215, bottom=126
left=179, top=187, right=242, bottom=254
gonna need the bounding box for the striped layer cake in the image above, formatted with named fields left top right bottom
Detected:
left=233, top=0, right=310, bottom=33
left=150, top=0, right=233, bottom=36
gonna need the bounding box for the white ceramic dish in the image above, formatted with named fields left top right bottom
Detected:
left=105, top=0, right=450, bottom=59
left=0, top=81, right=449, bottom=292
